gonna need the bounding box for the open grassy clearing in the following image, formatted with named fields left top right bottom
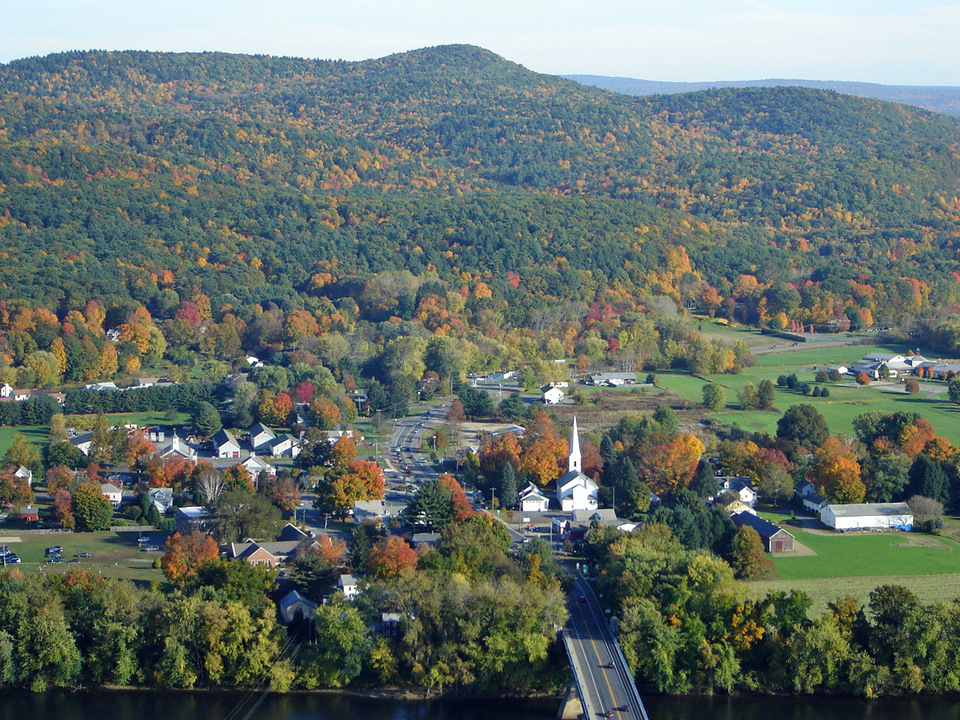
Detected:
left=747, top=573, right=960, bottom=618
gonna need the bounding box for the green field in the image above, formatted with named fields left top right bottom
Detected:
left=0, top=530, right=168, bottom=585
left=0, top=425, right=49, bottom=457
left=656, top=338, right=960, bottom=444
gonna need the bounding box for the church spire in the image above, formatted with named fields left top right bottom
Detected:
left=568, top=416, right=582, bottom=473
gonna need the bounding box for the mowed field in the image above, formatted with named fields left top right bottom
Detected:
left=745, top=509, right=960, bottom=615
left=0, top=530, right=169, bottom=585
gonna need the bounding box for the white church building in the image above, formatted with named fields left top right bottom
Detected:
left=556, top=417, right=599, bottom=512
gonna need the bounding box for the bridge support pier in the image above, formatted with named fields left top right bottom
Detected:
left=556, top=680, right=584, bottom=720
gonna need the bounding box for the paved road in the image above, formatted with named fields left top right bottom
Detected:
left=563, top=572, right=650, bottom=720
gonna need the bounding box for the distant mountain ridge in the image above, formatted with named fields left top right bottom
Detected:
left=564, top=75, right=960, bottom=118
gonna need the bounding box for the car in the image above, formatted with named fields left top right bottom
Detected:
left=603, top=662, right=614, bottom=669
left=602, top=712, right=614, bottom=718
left=618, top=706, right=630, bottom=713
left=137, top=536, right=151, bottom=544
left=142, top=545, right=161, bottom=552
left=68, top=558, right=80, bottom=563
left=46, top=545, right=64, bottom=555
left=3, top=555, right=20, bottom=564
left=75, top=552, right=92, bottom=558
left=578, top=596, right=587, bottom=603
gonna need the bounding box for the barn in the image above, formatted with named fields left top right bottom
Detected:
left=731, top=511, right=796, bottom=553
left=820, top=502, right=913, bottom=531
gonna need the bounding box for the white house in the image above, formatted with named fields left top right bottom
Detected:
left=13, top=465, right=32, bottom=487
left=100, top=483, right=123, bottom=509
left=148, top=487, right=174, bottom=514
left=212, top=429, right=241, bottom=459
left=556, top=418, right=599, bottom=512
left=717, top=477, right=757, bottom=507
left=339, top=574, right=360, bottom=599
left=250, top=423, right=277, bottom=453
left=797, top=481, right=828, bottom=514
left=266, top=434, right=301, bottom=458
left=821, top=502, right=913, bottom=531
left=242, top=455, right=275, bottom=479
left=70, top=432, right=93, bottom=456
left=518, top=482, right=551, bottom=513
left=0, top=383, right=12, bottom=399
left=541, top=386, right=565, bottom=405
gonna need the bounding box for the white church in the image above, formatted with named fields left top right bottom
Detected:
left=555, top=417, right=599, bottom=512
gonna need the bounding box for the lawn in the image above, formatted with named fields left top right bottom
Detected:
left=0, top=530, right=169, bottom=586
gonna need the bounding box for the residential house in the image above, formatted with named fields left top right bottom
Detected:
left=148, top=487, right=174, bottom=515
left=278, top=590, right=317, bottom=625
left=230, top=540, right=305, bottom=567
left=0, top=383, right=12, bottom=399
left=70, top=432, right=93, bottom=456
left=716, top=477, right=757, bottom=507
left=821, top=502, right=913, bottom=531
left=731, top=511, right=796, bottom=552
left=157, top=431, right=197, bottom=460
left=571, top=508, right=637, bottom=533
left=19, top=506, right=39, bottom=522
left=13, top=465, right=32, bottom=487
left=412, top=532, right=441, bottom=548
left=797, top=481, right=828, bottom=514
left=556, top=418, right=599, bottom=512
left=541, top=385, right=565, bottom=405
left=250, top=423, right=277, bottom=453
left=339, top=574, right=360, bottom=599
left=100, top=483, right=123, bottom=509
left=381, top=612, right=401, bottom=637
left=212, top=429, right=241, bottom=459
left=242, top=454, right=275, bottom=480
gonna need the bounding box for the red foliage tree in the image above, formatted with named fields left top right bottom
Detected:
left=366, top=535, right=418, bottom=579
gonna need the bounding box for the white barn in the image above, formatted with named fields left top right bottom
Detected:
left=518, top=482, right=551, bottom=513
left=821, top=502, right=913, bottom=531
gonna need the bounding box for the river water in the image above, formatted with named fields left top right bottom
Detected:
left=2, top=689, right=960, bottom=720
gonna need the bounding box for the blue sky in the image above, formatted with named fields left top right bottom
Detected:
left=4, top=0, right=959, bottom=85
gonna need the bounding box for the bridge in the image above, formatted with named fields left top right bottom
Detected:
left=560, top=572, right=650, bottom=720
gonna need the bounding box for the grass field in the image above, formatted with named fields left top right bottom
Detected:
left=0, top=425, right=49, bottom=456
left=0, top=530, right=168, bottom=585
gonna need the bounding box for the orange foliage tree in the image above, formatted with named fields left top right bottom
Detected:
left=366, top=535, right=418, bottom=579
left=813, top=437, right=865, bottom=503
left=639, top=433, right=706, bottom=495
left=438, top=473, right=473, bottom=522
left=160, top=531, right=219, bottom=587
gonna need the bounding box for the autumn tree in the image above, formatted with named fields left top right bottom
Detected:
left=366, top=536, right=418, bottom=579
left=160, top=531, right=220, bottom=587
left=813, top=437, right=865, bottom=503
left=52, top=488, right=75, bottom=529
left=639, top=433, right=706, bottom=495
left=71, top=482, right=113, bottom=531
left=729, top=526, right=773, bottom=579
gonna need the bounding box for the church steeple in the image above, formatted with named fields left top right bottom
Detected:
left=568, top=416, right=582, bottom=473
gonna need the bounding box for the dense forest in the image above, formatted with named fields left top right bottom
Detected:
left=0, top=45, right=959, bottom=357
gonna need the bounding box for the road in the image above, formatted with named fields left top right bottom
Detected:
left=563, top=571, right=650, bottom=720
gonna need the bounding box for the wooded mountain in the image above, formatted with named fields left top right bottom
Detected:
left=1, top=44, right=959, bottom=327
left=565, top=75, right=960, bottom=119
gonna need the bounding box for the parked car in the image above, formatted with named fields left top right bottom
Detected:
left=75, top=552, right=92, bottom=558
left=3, top=555, right=20, bottom=564
left=45, top=545, right=63, bottom=555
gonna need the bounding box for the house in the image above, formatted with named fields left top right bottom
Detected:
left=541, top=385, right=565, bottom=405
left=821, top=502, right=913, bottom=531
left=175, top=506, right=212, bottom=535
left=277, top=523, right=310, bottom=542
left=212, top=429, right=241, bottom=459
left=716, top=477, right=757, bottom=507
left=353, top=498, right=407, bottom=523
left=731, top=511, right=796, bottom=552
left=278, top=590, right=317, bottom=625
left=266, top=434, right=300, bottom=458
left=556, top=418, right=599, bottom=512
left=381, top=612, right=401, bottom=637
left=84, top=381, right=118, bottom=392
left=518, top=482, right=551, bottom=513
left=339, top=574, right=360, bottom=599
left=250, top=423, right=277, bottom=453
left=797, top=481, right=828, bottom=514
left=242, top=454, right=275, bottom=480
left=13, top=465, right=32, bottom=487
left=70, top=432, right=93, bottom=456
left=230, top=540, right=305, bottom=567
left=412, top=532, right=441, bottom=547
left=148, top=487, right=174, bottom=515
left=720, top=499, right=756, bottom=516
left=101, top=483, right=123, bottom=509
left=0, top=383, right=12, bottom=399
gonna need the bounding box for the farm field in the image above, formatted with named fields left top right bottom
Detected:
left=748, top=572, right=960, bottom=617
left=0, top=425, right=49, bottom=456
left=657, top=339, right=960, bottom=444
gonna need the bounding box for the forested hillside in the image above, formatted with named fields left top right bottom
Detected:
left=1, top=44, right=960, bottom=359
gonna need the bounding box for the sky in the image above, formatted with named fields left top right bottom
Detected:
left=4, top=0, right=960, bottom=86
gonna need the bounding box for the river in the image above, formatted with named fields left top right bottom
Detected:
left=3, top=689, right=960, bottom=720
